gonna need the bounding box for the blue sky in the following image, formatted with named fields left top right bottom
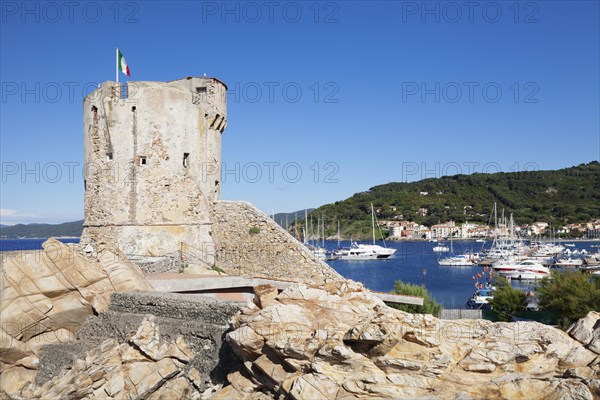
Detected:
left=1, top=1, right=599, bottom=224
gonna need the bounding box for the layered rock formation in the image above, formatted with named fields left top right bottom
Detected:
left=223, top=282, right=600, bottom=399
left=0, top=239, right=151, bottom=395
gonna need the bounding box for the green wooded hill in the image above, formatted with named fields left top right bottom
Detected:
left=301, top=162, right=600, bottom=238
left=0, top=220, right=84, bottom=238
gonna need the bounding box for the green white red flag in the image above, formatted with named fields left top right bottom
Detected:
left=117, top=49, right=130, bottom=77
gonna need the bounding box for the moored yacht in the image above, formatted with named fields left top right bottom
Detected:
left=438, top=254, right=475, bottom=266
left=466, top=287, right=494, bottom=309
left=555, top=257, right=583, bottom=267
left=493, top=259, right=550, bottom=280
left=432, top=245, right=450, bottom=252
left=334, top=204, right=396, bottom=261
left=336, top=242, right=395, bottom=260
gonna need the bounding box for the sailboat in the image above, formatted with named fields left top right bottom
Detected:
left=438, top=237, right=476, bottom=266
left=334, top=204, right=396, bottom=261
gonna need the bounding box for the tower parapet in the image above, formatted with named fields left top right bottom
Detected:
left=81, top=77, right=227, bottom=259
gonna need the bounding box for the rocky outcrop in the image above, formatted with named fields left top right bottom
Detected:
left=223, top=281, right=600, bottom=399
left=212, top=201, right=342, bottom=285
left=0, top=239, right=151, bottom=395
left=3, top=239, right=599, bottom=399
left=3, top=291, right=243, bottom=399
left=20, top=315, right=208, bottom=399
left=569, top=312, right=600, bottom=354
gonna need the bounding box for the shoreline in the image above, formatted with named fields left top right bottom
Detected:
left=0, top=236, right=81, bottom=240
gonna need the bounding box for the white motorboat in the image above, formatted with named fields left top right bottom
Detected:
left=438, top=254, right=475, bottom=266
left=433, top=245, right=450, bottom=252
left=466, top=287, right=494, bottom=309
left=308, top=245, right=327, bottom=261
left=555, top=257, right=583, bottom=267
left=494, top=259, right=550, bottom=280
left=335, top=242, right=395, bottom=260
left=334, top=204, right=396, bottom=261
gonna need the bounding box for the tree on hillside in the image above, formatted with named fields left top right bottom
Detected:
left=537, top=271, right=600, bottom=329
left=389, top=281, right=442, bottom=317
left=488, top=276, right=527, bottom=322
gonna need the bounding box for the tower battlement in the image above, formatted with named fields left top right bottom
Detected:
left=81, top=77, right=227, bottom=259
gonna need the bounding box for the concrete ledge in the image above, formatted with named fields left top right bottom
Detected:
left=147, top=275, right=423, bottom=306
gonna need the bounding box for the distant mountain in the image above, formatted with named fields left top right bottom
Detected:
left=0, top=220, right=84, bottom=238
left=272, top=209, right=314, bottom=229
left=297, top=162, right=600, bottom=239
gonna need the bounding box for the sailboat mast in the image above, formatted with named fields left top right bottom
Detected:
left=322, top=215, right=325, bottom=248
left=304, top=209, right=308, bottom=245
left=493, top=202, right=498, bottom=245
left=371, top=203, right=376, bottom=245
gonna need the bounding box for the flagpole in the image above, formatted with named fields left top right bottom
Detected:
left=116, top=48, right=119, bottom=83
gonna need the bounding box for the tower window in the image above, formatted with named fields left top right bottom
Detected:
left=106, top=153, right=113, bottom=161
left=131, top=106, right=136, bottom=112
left=91, top=105, right=98, bottom=114
left=139, top=156, right=147, bottom=166
left=183, top=153, right=190, bottom=168
left=196, top=87, right=207, bottom=94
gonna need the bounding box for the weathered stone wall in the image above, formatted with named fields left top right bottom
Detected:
left=81, top=77, right=227, bottom=258
left=212, top=200, right=343, bottom=284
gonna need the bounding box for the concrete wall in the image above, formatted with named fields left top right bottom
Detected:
left=81, top=77, right=227, bottom=258
left=212, top=201, right=342, bottom=285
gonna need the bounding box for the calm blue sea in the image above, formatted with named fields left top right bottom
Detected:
left=0, top=238, right=80, bottom=252
left=1, top=238, right=596, bottom=309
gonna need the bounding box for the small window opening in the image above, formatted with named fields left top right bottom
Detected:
left=84, top=179, right=87, bottom=191
left=196, top=87, right=207, bottom=94
left=210, top=114, right=220, bottom=129
left=139, top=156, right=147, bottom=166
left=183, top=153, right=190, bottom=168
left=106, top=153, right=113, bottom=161
left=131, top=106, right=136, bottom=112
left=91, top=105, right=98, bottom=114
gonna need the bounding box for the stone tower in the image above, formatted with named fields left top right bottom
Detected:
left=81, top=77, right=227, bottom=260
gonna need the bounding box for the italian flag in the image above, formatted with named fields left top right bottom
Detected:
left=118, top=49, right=130, bottom=77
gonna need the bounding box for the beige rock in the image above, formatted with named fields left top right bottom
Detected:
left=15, top=355, right=39, bottom=370
left=289, top=373, right=339, bottom=399
left=254, top=284, right=279, bottom=309
left=568, top=311, right=600, bottom=347
left=1, top=239, right=151, bottom=373
left=0, top=366, right=37, bottom=396
left=225, top=282, right=600, bottom=400
left=6, top=316, right=198, bottom=399
left=187, top=367, right=204, bottom=390
left=0, top=326, right=31, bottom=364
